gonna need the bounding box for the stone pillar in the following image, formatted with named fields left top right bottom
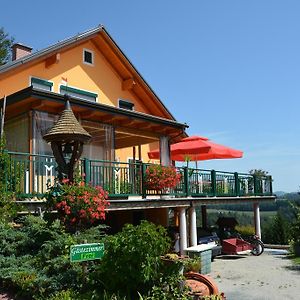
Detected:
left=189, top=206, right=198, bottom=247
left=179, top=207, right=187, bottom=255
left=253, top=202, right=261, bottom=239
left=159, top=136, right=170, bottom=166
left=201, top=205, right=207, bottom=229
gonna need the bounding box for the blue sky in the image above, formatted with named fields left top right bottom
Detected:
left=2, top=1, right=300, bottom=192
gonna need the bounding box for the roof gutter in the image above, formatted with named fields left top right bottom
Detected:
left=3, top=87, right=189, bottom=130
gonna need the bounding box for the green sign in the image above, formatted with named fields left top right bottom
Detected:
left=70, top=243, right=104, bottom=262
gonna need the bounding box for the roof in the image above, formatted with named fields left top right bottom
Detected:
left=0, top=26, right=102, bottom=73
left=2, top=86, right=188, bottom=136
left=0, top=25, right=179, bottom=122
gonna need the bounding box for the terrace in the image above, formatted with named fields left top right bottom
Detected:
left=5, top=151, right=273, bottom=203
left=1, top=89, right=276, bottom=255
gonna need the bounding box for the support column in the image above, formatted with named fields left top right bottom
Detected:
left=159, top=136, right=170, bottom=166
left=189, top=206, right=197, bottom=247
left=253, top=202, right=261, bottom=239
left=201, top=205, right=207, bottom=229
left=179, top=207, right=187, bottom=255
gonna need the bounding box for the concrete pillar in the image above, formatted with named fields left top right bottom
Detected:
left=189, top=206, right=198, bottom=247
left=179, top=207, right=187, bottom=255
left=253, top=202, right=261, bottom=239
left=201, top=205, right=207, bottom=229
left=159, top=136, right=170, bottom=166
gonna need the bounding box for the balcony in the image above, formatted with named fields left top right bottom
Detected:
left=4, top=151, right=273, bottom=202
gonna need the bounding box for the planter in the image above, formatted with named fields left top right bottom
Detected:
left=161, top=254, right=187, bottom=275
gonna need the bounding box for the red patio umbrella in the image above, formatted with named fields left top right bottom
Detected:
left=148, top=136, right=243, bottom=162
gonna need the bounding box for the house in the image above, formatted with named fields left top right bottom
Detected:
left=0, top=25, right=275, bottom=253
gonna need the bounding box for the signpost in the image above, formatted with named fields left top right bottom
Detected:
left=70, top=243, right=104, bottom=263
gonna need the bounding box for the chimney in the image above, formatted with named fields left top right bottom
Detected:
left=12, top=43, right=32, bottom=61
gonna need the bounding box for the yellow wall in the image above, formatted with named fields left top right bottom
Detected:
left=0, top=40, right=148, bottom=113
left=0, top=40, right=169, bottom=163
left=116, top=142, right=159, bottom=163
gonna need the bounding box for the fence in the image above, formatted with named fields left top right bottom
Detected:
left=3, top=152, right=273, bottom=199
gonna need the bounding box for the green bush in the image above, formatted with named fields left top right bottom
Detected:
left=235, top=225, right=255, bottom=236
left=0, top=139, right=19, bottom=223
left=90, top=221, right=171, bottom=298
left=0, top=217, right=189, bottom=299
left=0, top=215, right=106, bottom=299
left=142, top=275, right=192, bottom=300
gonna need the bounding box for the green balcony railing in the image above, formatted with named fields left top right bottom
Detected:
left=3, top=152, right=273, bottom=199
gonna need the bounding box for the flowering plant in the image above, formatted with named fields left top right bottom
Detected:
left=144, top=164, right=181, bottom=192
left=45, top=179, right=109, bottom=231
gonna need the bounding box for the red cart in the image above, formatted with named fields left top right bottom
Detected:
left=222, top=236, right=264, bottom=256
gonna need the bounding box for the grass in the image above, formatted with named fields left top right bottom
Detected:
left=292, top=256, right=300, bottom=265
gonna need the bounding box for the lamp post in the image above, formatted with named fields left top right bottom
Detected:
left=43, top=96, right=91, bottom=182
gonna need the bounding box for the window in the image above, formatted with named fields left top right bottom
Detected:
left=83, top=49, right=94, bottom=65
left=119, top=99, right=134, bottom=111
left=60, top=85, right=98, bottom=102
left=31, top=77, right=53, bottom=91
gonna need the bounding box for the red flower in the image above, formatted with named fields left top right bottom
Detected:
left=46, top=179, right=109, bottom=230
left=145, top=164, right=181, bottom=191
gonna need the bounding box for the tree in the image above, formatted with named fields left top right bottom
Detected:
left=0, top=27, right=14, bottom=65
left=249, top=169, right=269, bottom=177
left=262, top=211, right=291, bottom=244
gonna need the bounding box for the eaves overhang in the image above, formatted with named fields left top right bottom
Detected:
left=2, top=87, right=188, bottom=139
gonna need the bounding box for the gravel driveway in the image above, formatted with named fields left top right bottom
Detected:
left=210, top=249, right=300, bottom=300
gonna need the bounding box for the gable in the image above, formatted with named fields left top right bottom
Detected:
left=0, top=26, right=176, bottom=120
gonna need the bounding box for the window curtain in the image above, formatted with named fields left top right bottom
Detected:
left=4, top=114, right=29, bottom=153
left=81, top=120, right=114, bottom=161
left=33, top=111, right=58, bottom=155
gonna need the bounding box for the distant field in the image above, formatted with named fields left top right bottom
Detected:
left=207, top=209, right=277, bottom=217
left=200, top=209, right=277, bottom=227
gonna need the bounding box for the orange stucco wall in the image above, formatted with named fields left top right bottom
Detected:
left=116, top=141, right=159, bottom=163
left=0, top=40, right=162, bottom=162
left=0, top=40, right=148, bottom=112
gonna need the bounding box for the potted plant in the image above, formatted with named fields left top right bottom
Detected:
left=144, top=164, right=181, bottom=194
left=184, top=257, right=201, bottom=273
left=160, top=253, right=187, bottom=275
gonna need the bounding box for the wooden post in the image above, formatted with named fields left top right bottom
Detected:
left=138, top=145, right=142, bottom=161
left=82, top=239, right=88, bottom=280
left=0, top=95, right=6, bottom=139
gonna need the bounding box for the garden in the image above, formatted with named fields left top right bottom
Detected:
left=0, top=141, right=225, bottom=300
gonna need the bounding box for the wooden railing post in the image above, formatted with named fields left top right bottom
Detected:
left=83, top=158, right=90, bottom=185
left=184, top=167, right=190, bottom=197
left=234, top=172, right=240, bottom=196
left=211, top=170, right=216, bottom=196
